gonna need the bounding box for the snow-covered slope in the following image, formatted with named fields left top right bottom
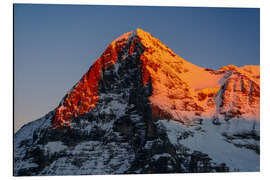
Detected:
left=14, top=29, right=260, bottom=175
left=158, top=118, right=259, bottom=172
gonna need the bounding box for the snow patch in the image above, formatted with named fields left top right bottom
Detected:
left=158, top=119, right=260, bottom=172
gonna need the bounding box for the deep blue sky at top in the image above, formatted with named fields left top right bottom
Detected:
left=14, top=4, right=260, bottom=131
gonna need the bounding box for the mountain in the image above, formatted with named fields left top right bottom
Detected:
left=14, top=29, right=260, bottom=176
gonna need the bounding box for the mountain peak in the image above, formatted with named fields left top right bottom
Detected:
left=53, top=29, right=260, bottom=128
left=109, top=28, right=175, bottom=56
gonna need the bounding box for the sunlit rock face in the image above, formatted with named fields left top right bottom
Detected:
left=53, top=31, right=135, bottom=128
left=14, top=29, right=260, bottom=176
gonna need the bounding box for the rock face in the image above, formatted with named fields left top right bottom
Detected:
left=14, top=29, right=260, bottom=176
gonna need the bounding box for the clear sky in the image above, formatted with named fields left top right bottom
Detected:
left=14, top=4, right=260, bottom=132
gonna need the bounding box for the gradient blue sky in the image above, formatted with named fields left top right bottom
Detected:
left=14, top=4, right=260, bottom=131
